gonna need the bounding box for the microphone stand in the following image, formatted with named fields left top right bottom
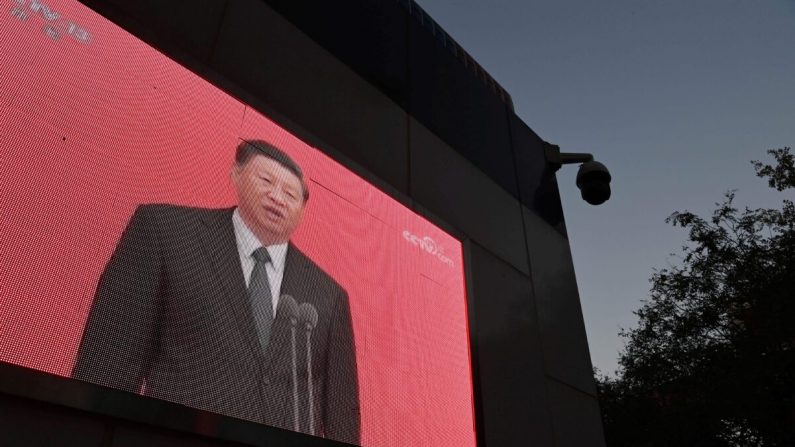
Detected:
left=298, top=303, right=319, bottom=436
left=281, top=295, right=301, bottom=433
left=290, top=320, right=299, bottom=432
left=306, top=327, right=314, bottom=436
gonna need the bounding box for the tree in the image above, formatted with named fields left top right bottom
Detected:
left=597, top=148, right=795, bottom=446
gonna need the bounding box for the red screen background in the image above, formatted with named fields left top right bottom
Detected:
left=0, top=1, right=475, bottom=446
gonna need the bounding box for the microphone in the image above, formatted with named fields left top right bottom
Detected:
left=298, top=302, right=319, bottom=435
left=280, top=294, right=300, bottom=433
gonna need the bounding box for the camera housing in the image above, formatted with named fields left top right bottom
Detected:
left=575, top=161, right=611, bottom=205
left=543, top=143, right=612, bottom=205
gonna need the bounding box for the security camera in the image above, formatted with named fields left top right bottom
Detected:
left=544, top=143, right=612, bottom=205
left=576, top=161, right=611, bottom=205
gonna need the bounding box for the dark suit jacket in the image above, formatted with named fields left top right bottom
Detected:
left=72, top=205, right=360, bottom=444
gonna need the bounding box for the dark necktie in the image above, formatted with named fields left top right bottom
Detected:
left=249, top=247, right=274, bottom=351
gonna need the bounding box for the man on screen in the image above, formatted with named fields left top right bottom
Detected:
left=73, top=140, right=360, bottom=444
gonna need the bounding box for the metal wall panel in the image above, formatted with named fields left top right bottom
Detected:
left=466, top=242, right=555, bottom=447
left=0, top=396, right=106, bottom=447
left=409, top=118, right=529, bottom=274
left=263, top=0, right=410, bottom=109
left=407, top=20, right=519, bottom=198
left=524, top=208, right=598, bottom=396
left=210, top=0, right=410, bottom=194
left=546, top=379, right=607, bottom=447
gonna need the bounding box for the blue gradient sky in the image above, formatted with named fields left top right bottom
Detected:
left=417, top=0, right=795, bottom=374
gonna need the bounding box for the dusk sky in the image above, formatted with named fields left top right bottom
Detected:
left=417, top=0, right=795, bottom=374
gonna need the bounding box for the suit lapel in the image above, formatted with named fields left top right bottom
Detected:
left=280, top=243, right=312, bottom=306
left=198, top=208, right=264, bottom=362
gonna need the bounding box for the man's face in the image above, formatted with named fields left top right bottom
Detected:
left=231, top=154, right=306, bottom=245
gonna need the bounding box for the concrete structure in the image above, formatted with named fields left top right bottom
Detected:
left=0, top=0, right=606, bottom=445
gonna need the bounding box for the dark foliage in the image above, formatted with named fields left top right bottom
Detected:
left=596, top=148, right=795, bottom=446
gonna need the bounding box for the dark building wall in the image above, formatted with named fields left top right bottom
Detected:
left=1, top=0, right=605, bottom=446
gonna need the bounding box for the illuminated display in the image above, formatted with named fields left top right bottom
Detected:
left=0, top=0, right=475, bottom=446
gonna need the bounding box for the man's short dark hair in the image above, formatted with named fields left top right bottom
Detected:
left=235, top=139, right=309, bottom=202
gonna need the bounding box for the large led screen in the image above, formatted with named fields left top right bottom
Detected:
left=0, top=1, right=476, bottom=446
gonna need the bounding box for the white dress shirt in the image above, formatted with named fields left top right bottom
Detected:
left=231, top=208, right=288, bottom=314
